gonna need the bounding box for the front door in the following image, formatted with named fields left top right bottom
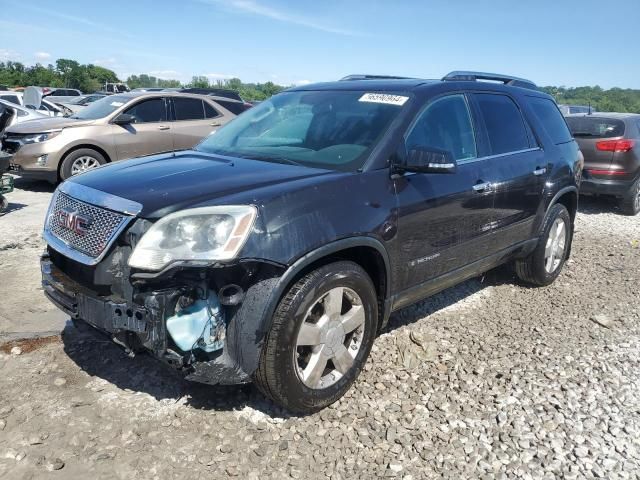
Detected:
left=113, top=97, right=173, bottom=160
left=394, top=94, right=495, bottom=293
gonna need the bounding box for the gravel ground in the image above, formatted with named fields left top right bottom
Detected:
left=0, top=180, right=639, bottom=479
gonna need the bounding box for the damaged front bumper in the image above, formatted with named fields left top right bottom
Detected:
left=41, top=251, right=279, bottom=385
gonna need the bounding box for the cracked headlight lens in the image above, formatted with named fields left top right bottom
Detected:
left=128, top=205, right=257, bottom=271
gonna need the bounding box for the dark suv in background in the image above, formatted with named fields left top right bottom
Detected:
left=566, top=113, right=640, bottom=215
left=40, top=71, right=582, bottom=412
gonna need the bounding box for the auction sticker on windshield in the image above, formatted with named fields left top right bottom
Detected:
left=359, top=93, right=409, bottom=106
left=110, top=102, right=124, bottom=107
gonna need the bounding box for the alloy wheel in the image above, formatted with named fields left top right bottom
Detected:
left=70, top=156, right=100, bottom=175
left=544, top=217, right=567, bottom=273
left=295, top=287, right=366, bottom=389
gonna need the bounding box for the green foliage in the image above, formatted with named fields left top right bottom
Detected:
left=0, top=58, right=119, bottom=93
left=542, top=86, right=640, bottom=113
left=8, top=57, right=639, bottom=110
left=190, top=76, right=285, bottom=101
left=126, top=74, right=181, bottom=89
left=0, top=59, right=287, bottom=100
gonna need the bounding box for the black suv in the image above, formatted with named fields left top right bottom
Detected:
left=41, top=71, right=582, bottom=412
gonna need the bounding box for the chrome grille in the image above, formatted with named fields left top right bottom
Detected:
left=47, top=192, right=129, bottom=258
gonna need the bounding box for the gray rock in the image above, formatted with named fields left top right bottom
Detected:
left=590, top=314, right=614, bottom=328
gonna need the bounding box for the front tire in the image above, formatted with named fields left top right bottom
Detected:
left=254, top=261, right=378, bottom=413
left=60, top=148, right=106, bottom=181
left=619, top=177, right=640, bottom=216
left=515, top=203, right=571, bottom=287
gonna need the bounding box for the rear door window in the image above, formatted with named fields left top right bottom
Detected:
left=528, top=97, right=574, bottom=144
left=125, top=98, right=167, bottom=123
left=473, top=93, right=530, bottom=155
left=565, top=116, right=625, bottom=139
left=173, top=97, right=205, bottom=121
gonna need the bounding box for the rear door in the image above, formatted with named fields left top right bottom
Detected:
left=394, top=93, right=495, bottom=291
left=469, top=92, right=546, bottom=250
left=112, top=97, right=173, bottom=160
left=169, top=97, right=232, bottom=150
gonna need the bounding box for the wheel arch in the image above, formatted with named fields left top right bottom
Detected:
left=226, top=237, right=392, bottom=377
left=280, top=237, right=391, bottom=328
left=546, top=186, right=578, bottom=257
left=58, top=144, right=112, bottom=181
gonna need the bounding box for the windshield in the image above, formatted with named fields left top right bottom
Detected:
left=195, top=90, right=409, bottom=171
left=70, top=94, right=129, bottom=120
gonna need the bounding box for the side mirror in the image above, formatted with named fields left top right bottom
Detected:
left=403, top=147, right=457, bottom=174
left=113, top=113, right=136, bottom=125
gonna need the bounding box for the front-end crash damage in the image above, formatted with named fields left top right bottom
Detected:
left=41, top=217, right=286, bottom=385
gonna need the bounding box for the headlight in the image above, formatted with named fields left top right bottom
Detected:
left=22, top=131, right=61, bottom=144
left=128, top=205, right=257, bottom=271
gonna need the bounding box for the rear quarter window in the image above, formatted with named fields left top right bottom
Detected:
left=215, top=99, right=246, bottom=115
left=527, top=97, right=573, bottom=145
left=565, top=117, right=625, bottom=139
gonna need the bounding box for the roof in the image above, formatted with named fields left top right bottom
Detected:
left=565, top=112, right=640, bottom=119
left=288, top=78, right=436, bottom=92
left=287, top=71, right=541, bottom=94
left=105, top=91, right=244, bottom=105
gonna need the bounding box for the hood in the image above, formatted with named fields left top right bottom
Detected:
left=7, top=116, right=96, bottom=134
left=68, top=150, right=338, bottom=218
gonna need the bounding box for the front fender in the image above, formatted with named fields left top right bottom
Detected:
left=224, top=236, right=392, bottom=377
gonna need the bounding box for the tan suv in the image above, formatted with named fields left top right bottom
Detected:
left=0, top=92, right=237, bottom=182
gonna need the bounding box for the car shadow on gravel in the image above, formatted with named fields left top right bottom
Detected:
left=60, top=323, right=301, bottom=418
left=386, top=264, right=515, bottom=332
left=60, top=266, right=516, bottom=418
left=578, top=195, right=622, bottom=215
left=0, top=202, right=27, bottom=215
left=12, top=177, right=56, bottom=193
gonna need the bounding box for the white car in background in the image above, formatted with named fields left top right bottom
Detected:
left=0, top=99, right=48, bottom=134
left=57, top=93, right=107, bottom=113
left=0, top=90, right=70, bottom=117
left=42, top=87, right=83, bottom=104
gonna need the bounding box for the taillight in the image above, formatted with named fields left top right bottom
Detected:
left=595, top=139, right=635, bottom=152
left=587, top=169, right=627, bottom=176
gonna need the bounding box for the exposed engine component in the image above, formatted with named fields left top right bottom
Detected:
left=166, top=289, right=225, bottom=353
left=218, top=284, right=244, bottom=306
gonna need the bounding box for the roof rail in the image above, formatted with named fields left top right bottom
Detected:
left=340, top=74, right=413, bottom=81
left=442, top=71, right=538, bottom=90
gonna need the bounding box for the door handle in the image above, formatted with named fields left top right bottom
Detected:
left=158, top=125, right=170, bottom=131
left=472, top=182, right=492, bottom=193
left=210, top=122, right=222, bottom=127
left=533, top=167, right=547, bottom=176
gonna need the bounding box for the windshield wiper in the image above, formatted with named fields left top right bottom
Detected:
left=232, top=152, right=305, bottom=168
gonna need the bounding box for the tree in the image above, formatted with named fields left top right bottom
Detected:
left=189, top=76, right=211, bottom=88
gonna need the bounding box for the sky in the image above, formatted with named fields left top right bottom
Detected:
left=1, top=0, right=639, bottom=88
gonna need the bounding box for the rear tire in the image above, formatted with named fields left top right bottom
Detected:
left=619, top=177, right=640, bottom=216
left=254, top=261, right=377, bottom=413
left=515, top=204, right=571, bottom=287
left=60, top=148, right=106, bottom=181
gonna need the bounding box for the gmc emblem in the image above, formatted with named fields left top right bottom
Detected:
left=58, top=208, right=93, bottom=236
